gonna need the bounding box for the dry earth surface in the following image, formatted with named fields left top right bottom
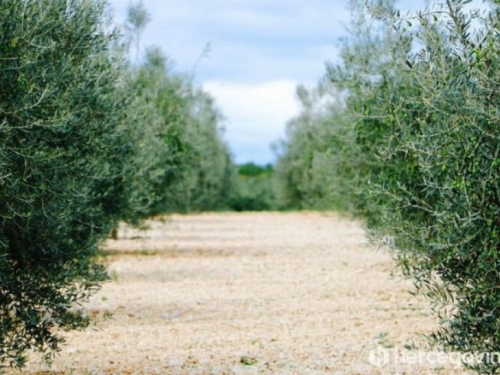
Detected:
left=18, top=212, right=474, bottom=375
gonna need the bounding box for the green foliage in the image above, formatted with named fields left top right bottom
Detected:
left=274, top=85, right=361, bottom=212
left=0, top=0, right=235, bottom=369
left=0, top=0, right=137, bottom=368
left=274, top=0, right=411, bottom=220
left=228, top=163, right=276, bottom=211
left=238, top=162, right=273, bottom=177
left=124, top=0, right=151, bottom=64
left=368, top=2, right=500, bottom=373
left=128, top=46, right=236, bottom=215
left=326, top=0, right=418, bottom=226
left=126, top=0, right=151, bottom=35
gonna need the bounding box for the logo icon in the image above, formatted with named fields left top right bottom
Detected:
left=369, top=346, right=390, bottom=367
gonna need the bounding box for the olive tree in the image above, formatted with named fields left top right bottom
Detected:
left=273, top=84, right=360, bottom=212
left=0, top=0, right=138, bottom=368
left=273, top=0, right=411, bottom=223
left=130, top=46, right=235, bottom=215
left=367, top=1, right=500, bottom=372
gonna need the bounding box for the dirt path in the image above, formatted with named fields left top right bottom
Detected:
left=23, top=212, right=470, bottom=374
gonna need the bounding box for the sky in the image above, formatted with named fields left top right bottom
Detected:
left=106, top=0, right=448, bottom=165
left=107, top=0, right=355, bottom=164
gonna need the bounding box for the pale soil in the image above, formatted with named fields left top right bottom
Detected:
left=20, top=212, right=473, bottom=375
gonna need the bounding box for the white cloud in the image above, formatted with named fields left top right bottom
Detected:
left=109, top=0, right=347, bottom=80
left=108, top=0, right=437, bottom=163
left=204, top=80, right=301, bottom=164
left=108, top=0, right=350, bottom=162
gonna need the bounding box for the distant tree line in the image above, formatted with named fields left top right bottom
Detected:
left=273, top=0, right=500, bottom=373
left=228, top=162, right=276, bottom=211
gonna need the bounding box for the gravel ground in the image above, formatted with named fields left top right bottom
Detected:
left=20, top=212, right=473, bottom=375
